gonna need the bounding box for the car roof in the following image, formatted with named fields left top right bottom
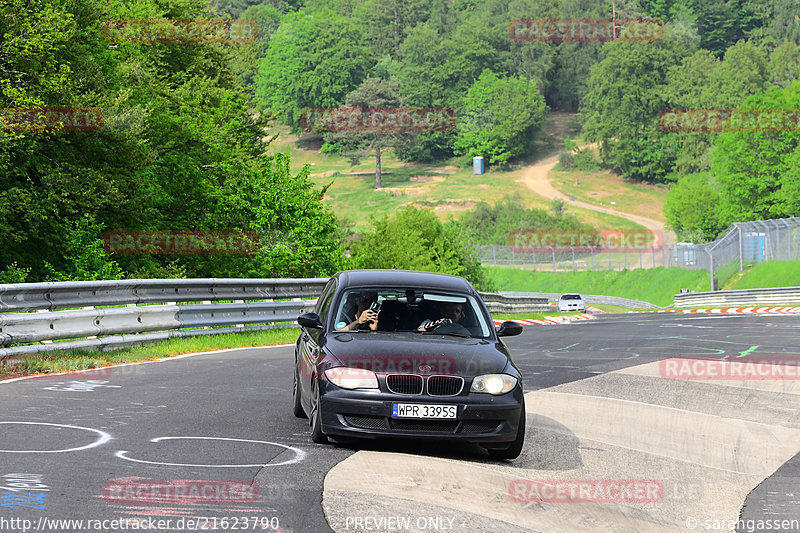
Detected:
left=333, top=269, right=475, bottom=293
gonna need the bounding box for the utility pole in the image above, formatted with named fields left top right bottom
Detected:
left=612, top=0, right=618, bottom=39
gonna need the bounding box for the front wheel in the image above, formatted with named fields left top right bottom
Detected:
left=486, top=404, right=525, bottom=460
left=309, top=383, right=328, bottom=444
left=292, top=361, right=306, bottom=419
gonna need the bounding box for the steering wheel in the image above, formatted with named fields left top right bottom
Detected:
left=428, top=319, right=471, bottom=336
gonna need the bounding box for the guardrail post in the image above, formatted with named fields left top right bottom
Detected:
left=707, top=250, right=715, bottom=291
left=738, top=224, right=743, bottom=272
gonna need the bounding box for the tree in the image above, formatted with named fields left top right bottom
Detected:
left=322, top=78, right=407, bottom=188
left=712, top=81, right=800, bottom=223
left=352, top=0, right=431, bottom=58
left=662, top=42, right=768, bottom=174
left=454, top=70, right=546, bottom=165
left=351, top=206, right=492, bottom=290
left=664, top=173, right=723, bottom=242
left=582, top=36, right=690, bottom=182
left=768, top=41, right=800, bottom=88
left=0, top=0, right=347, bottom=281
left=255, top=8, right=372, bottom=130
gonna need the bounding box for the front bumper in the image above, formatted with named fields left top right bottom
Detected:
left=317, top=380, right=524, bottom=444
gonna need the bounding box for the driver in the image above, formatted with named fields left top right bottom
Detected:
left=418, top=302, right=463, bottom=331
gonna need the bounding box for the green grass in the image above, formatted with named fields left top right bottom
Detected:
left=0, top=328, right=299, bottom=380
left=486, top=266, right=710, bottom=307
left=266, top=125, right=646, bottom=233
left=730, top=260, right=800, bottom=290
left=549, top=167, right=669, bottom=224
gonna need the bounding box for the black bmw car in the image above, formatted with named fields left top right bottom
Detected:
left=293, top=269, right=526, bottom=460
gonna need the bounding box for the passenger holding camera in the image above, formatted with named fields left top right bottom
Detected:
left=340, top=293, right=380, bottom=331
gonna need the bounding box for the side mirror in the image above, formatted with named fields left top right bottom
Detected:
left=496, top=320, right=523, bottom=337
left=298, top=312, right=323, bottom=329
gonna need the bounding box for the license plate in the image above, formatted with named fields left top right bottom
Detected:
left=392, top=403, right=457, bottom=419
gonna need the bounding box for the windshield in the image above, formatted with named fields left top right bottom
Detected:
left=332, top=288, right=491, bottom=338
left=561, top=294, right=582, bottom=300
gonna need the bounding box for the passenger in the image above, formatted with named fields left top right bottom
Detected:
left=339, top=292, right=380, bottom=331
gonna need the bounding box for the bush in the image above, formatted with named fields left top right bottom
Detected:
left=350, top=206, right=492, bottom=290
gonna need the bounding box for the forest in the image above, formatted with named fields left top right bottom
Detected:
left=1, top=0, right=798, bottom=287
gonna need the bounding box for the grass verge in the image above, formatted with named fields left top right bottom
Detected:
left=491, top=311, right=584, bottom=321
left=731, top=260, right=800, bottom=290
left=549, top=167, right=668, bottom=223
left=0, top=328, right=299, bottom=381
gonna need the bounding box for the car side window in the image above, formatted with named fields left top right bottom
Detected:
left=316, top=280, right=337, bottom=325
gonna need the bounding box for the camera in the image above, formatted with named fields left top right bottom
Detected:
left=370, top=301, right=381, bottom=312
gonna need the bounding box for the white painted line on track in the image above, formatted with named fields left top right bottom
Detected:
left=115, top=436, right=306, bottom=468
left=0, top=343, right=296, bottom=385
left=0, top=422, right=112, bottom=453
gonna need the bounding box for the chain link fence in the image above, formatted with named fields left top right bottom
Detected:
left=472, top=217, right=800, bottom=290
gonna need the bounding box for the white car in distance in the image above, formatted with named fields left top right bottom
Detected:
left=557, top=293, right=586, bottom=312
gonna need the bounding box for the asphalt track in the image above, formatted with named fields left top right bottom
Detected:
left=0, top=313, right=798, bottom=533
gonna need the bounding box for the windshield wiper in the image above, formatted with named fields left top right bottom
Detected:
left=418, top=330, right=471, bottom=338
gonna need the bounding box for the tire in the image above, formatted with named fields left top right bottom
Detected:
left=292, top=361, right=306, bottom=419
left=486, top=404, right=525, bottom=460
left=309, top=383, right=328, bottom=444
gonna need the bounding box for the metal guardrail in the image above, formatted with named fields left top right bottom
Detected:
left=673, top=287, right=800, bottom=308
left=477, top=293, right=550, bottom=313
left=0, top=279, right=325, bottom=360
left=495, top=292, right=662, bottom=309
left=0, top=278, right=566, bottom=361
left=0, top=278, right=326, bottom=312
left=10, top=277, right=792, bottom=360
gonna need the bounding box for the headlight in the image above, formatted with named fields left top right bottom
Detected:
left=324, top=367, right=379, bottom=389
left=470, top=374, right=517, bottom=395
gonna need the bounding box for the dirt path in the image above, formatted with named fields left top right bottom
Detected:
left=518, top=153, right=675, bottom=245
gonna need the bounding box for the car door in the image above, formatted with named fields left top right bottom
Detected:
left=299, top=278, right=337, bottom=403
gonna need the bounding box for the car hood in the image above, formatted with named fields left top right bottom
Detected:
left=323, top=332, right=511, bottom=377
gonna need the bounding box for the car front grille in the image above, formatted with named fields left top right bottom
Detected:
left=386, top=374, right=423, bottom=395
left=343, top=415, right=389, bottom=430
left=427, top=375, right=464, bottom=396
left=459, top=420, right=501, bottom=433
left=388, top=419, right=459, bottom=433
left=343, top=416, right=501, bottom=434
